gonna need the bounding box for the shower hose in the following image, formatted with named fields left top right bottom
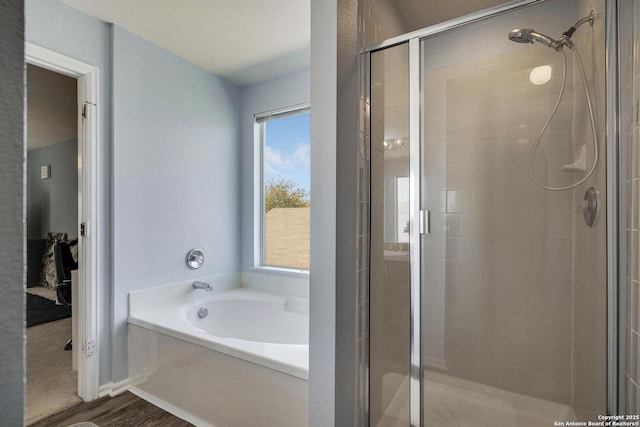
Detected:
left=529, top=44, right=599, bottom=191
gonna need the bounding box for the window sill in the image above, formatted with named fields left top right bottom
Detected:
left=249, top=266, right=310, bottom=280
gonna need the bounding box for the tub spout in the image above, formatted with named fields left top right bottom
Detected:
left=193, top=281, right=213, bottom=291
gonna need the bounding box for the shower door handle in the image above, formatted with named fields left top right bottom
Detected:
left=419, top=210, right=430, bottom=234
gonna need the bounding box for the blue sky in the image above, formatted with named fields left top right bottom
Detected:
left=264, top=111, right=311, bottom=195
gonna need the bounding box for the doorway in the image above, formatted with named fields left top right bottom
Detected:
left=25, top=43, right=100, bottom=420
left=25, top=62, right=81, bottom=424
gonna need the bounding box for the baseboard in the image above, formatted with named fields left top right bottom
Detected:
left=129, top=387, right=214, bottom=427
left=98, top=377, right=133, bottom=398
left=98, top=369, right=154, bottom=398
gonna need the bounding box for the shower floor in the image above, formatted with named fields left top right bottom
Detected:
left=377, top=371, right=577, bottom=427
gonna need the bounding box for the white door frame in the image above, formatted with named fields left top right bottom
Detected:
left=25, top=42, right=100, bottom=401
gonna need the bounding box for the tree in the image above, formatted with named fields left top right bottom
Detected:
left=265, top=178, right=309, bottom=212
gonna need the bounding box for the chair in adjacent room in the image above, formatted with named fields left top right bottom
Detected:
left=53, top=240, right=77, bottom=351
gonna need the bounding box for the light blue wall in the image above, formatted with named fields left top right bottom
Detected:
left=239, top=69, right=310, bottom=271
left=25, top=0, right=113, bottom=385
left=27, top=139, right=79, bottom=239
left=26, top=1, right=242, bottom=387
left=0, top=0, right=24, bottom=423
left=111, top=26, right=241, bottom=382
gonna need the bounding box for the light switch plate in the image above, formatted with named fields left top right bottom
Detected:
left=40, top=165, right=50, bottom=179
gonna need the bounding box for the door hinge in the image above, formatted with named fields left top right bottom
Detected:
left=419, top=210, right=430, bottom=234
left=80, top=222, right=86, bottom=237
left=82, top=101, right=96, bottom=119
left=85, top=339, right=95, bottom=357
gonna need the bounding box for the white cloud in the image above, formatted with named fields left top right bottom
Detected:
left=293, top=143, right=310, bottom=164
left=265, top=143, right=309, bottom=177
left=265, top=145, right=290, bottom=170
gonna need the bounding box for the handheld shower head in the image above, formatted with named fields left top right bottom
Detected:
left=508, top=28, right=562, bottom=50
left=508, top=28, right=535, bottom=43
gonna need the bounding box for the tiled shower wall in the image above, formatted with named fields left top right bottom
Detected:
left=571, top=0, right=607, bottom=420
left=422, top=22, right=578, bottom=403
left=625, top=0, right=640, bottom=415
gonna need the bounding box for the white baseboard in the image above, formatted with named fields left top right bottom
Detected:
left=129, top=387, right=214, bottom=427
left=98, top=370, right=153, bottom=398
left=98, top=377, right=133, bottom=398
left=98, top=379, right=213, bottom=425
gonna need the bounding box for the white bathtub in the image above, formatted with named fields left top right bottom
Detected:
left=127, top=272, right=309, bottom=427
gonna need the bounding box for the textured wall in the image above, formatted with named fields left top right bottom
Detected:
left=0, top=0, right=25, bottom=423
left=25, top=0, right=113, bottom=385
left=239, top=69, right=310, bottom=271
left=310, top=0, right=337, bottom=424
left=335, top=0, right=360, bottom=423
left=571, top=0, right=607, bottom=419
left=111, top=26, right=240, bottom=382
left=309, top=0, right=360, bottom=424
left=27, top=139, right=78, bottom=239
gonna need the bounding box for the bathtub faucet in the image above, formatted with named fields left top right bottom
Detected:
left=192, top=281, right=213, bottom=291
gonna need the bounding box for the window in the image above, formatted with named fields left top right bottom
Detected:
left=256, top=105, right=310, bottom=271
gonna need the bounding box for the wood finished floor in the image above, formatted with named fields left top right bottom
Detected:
left=29, top=392, right=193, bottom=427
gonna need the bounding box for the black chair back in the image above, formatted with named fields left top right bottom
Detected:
left=53, top=240, right=76, bottom=306
left=53, top=243, right=67, bottom=284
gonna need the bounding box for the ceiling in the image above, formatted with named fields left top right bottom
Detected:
left=58, top=0, right=514, bottom=87
left=27, top=64, right=77, bottom=151
left=391, top=0, right=513, bottom=34
left=61, top=0, right=311, bottom=87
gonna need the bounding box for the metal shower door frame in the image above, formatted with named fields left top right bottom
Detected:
left=408, top=36, right=422, bottom=427
left=365, top=0, right=622, bottom=423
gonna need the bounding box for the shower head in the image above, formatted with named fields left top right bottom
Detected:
left=508, top=28, right=535, bottom=43
left=508, top=28, right=563, bottom=51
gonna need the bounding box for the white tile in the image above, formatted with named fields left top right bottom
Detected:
left=443, top=213, right=460, bottom=237
left=425, top=190, right=447, bottom=213
left=473, top=188, right=503, bottom=213
left=476, top=87, right=502, bottom=114
left=460, top=165, right=491, bottom=189
left=548, top=102, right=574, bottom=132
left=424, top=167, right=446, bottom=192
left=459, top=214, right=489, bottom=237
left=486, top=111, right=514, bottom=139
left=446, top=190, right=473, bottom=213
left=547, top=213, right=573, bottom=240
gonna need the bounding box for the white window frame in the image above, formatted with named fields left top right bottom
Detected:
left=252, top=103, right=310, bottom=278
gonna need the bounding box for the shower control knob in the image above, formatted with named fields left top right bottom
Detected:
left=583, top=187, right=598, bottom=227
left=186, top=248, right=205, bottom=269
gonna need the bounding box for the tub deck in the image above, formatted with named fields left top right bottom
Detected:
left=129, top=287, right=309, bottom=379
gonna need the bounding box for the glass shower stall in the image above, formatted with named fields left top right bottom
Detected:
left=366, top=0, right=619, bottom=425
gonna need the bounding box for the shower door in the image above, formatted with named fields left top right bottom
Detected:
left=369, top=0, right=608, bottom=425
left=369, top=41, right=412, bottom=427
